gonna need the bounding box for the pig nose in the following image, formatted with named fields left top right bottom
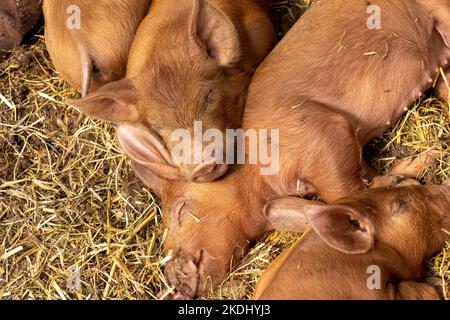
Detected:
left=187, top=160, right=229, bottom=183
left=163, top=252, right=203, bottom=299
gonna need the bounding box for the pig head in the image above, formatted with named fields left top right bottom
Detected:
left=70, top=0, right=276, bottom=184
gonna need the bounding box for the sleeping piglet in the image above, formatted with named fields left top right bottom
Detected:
left=70, top=0, right=276, bottom=183
left=254, top=166, right=450, bottom=300
left=43, top=0, right=152, bottom=96
left=155, top=0, right=450, bottom=298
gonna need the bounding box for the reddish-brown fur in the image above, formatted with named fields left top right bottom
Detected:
left=43, top=0, right=151, bottom=95
left=0, top=0, right=42, bottom=51
left=253, top=175, right=450, bottom=300
left=70, top=0, right=276, bottom=183
left=151, top=0, right=450, bottom=299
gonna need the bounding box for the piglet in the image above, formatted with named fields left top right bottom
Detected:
left=43, top=0, right=151, bottom=96
left=0, top=0, right=42, bottom=51
left=157, top=0, right=450, bottom=298
left=254, top=159, right=449, bottom=300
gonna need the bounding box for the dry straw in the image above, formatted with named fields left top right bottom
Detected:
left=0, top=0, right=448, bottom=300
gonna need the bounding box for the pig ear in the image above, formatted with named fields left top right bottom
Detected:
left=305, top=204, right=375, bottom=254
left=263, top=197, right=316, bottom=233
left=117, top=125, right=182, bottom=182
left=68, top=79, right=139, bottom=123
left=189, top=0, right=241, bottom=67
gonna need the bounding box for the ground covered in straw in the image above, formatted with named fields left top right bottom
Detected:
left=0, top=0, right=449, bottom=300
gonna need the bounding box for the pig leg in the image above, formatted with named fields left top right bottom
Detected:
left=253, top=0, right=273, bottom=13
left=75, top=44, right=93, bottom=125
left=387, top=150, right=442, bottom=177
left=389, top=281, right=441, bottom=300
left=370, top=150, right=443, bottom=189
